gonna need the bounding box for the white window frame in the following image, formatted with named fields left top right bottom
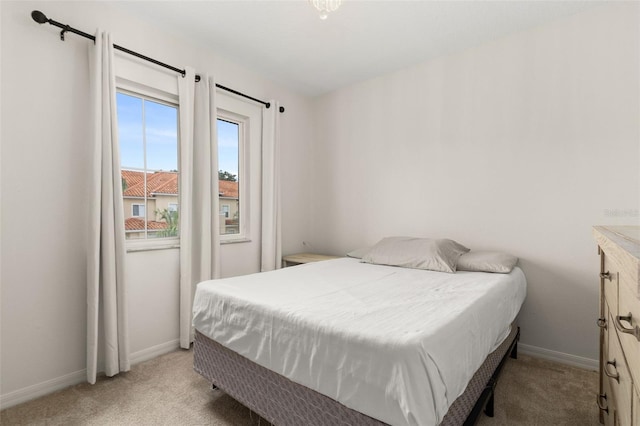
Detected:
left=117, top=81, right=180, bottom=252
left=217, top=109, right=250, bottom=243
left=131, top=203, right=146, bottom=218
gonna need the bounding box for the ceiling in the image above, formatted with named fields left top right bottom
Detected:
left=114, top=1, right=602, bottom=97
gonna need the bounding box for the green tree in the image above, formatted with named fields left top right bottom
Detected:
left=155, top=208, right=179, bottom=238
left=218, top=170, right=237, bottom=182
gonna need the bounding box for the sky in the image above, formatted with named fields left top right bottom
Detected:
left=116, top=92, right=238, bottom=178
left=217, top=119, right=239, bottom=178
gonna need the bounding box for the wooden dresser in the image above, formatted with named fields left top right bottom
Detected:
left=594, top=226, right=640, bottom=426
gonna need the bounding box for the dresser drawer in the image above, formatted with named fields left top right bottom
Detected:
left=599, top=370, right=615, bottom=426
left=616, top=274, right=640, bottom=387
left=600, top=305, right=614, bottom=425
left=633, top=386, right=640, bottom=426
left=603, top=253, right=621, bottom=316
left=607, top=316, right=634, bottom=426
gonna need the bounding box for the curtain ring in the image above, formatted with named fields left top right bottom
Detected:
left=60, top=25, right=70, bottom=41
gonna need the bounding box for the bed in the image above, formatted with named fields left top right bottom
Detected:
left=192, top=256, right=526, bottom=425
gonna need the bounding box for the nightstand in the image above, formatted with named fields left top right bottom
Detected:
left=282, top=253, right=340, bottom=267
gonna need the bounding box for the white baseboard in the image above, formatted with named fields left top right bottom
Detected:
left=0, top=339, right=181, bottom=410
left=0, top=368, right=86, bottom=410
left=1, top=339, right=594, bottom=410
left=519, top=343, right=598, bottom=371
left=130, top=339, right=180, bottom=365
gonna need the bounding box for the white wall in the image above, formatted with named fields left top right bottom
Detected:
left=0, top=0, right=313, bottom=406
left=311, top=3, right=639, bottom=363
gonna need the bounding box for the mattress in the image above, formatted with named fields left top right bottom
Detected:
left=192, top=257, right=526, bottom=426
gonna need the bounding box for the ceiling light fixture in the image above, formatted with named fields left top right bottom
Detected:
left=309, top=0, right=342, bottom=20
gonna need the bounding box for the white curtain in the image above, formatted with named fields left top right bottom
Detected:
left=261, top=101, right=282, bottom=272
left=179, top=73, right=221, bottom=349
left=87, top=31, right=130, bottom=384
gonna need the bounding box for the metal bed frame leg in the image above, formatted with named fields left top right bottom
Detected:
left=464, top=327, right=519, bottom=425
left=510, top=340, right=518, bottom=359
left=484, top=386, right=495, bottom=417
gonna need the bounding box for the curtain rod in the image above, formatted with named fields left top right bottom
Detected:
left=30, top=10, right=285, bottom=113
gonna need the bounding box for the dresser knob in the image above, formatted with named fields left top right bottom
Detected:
left=600, top=271, right=613, bottom=281
left=597, top=393, right=609, bottom=413
left=597, top=317, right=607, bottom=329
left=605, top=359, right=620, bottom=383
left=615, top=313, right=640, bottom=342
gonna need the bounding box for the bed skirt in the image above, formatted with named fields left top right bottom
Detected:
left=193, top=324, right=519, bottom=426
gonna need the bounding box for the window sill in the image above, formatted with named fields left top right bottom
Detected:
left=126, top=239, right=180, bottom=253
left=221, top=238, right=252, bottom=245
left=124, top=237, right=250, bottom=252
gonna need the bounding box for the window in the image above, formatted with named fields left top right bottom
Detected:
left=116, top=90, right=179, bottom=241
left=132, top=204, right=146, bottom=218
left=215, top=92, right=260, bottom=243
left=217, top=114, right=245, bottom=240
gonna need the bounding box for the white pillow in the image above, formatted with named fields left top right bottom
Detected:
left=457, top=251, right=518, bottom=274
left=360, top=237, right=469, bottom=273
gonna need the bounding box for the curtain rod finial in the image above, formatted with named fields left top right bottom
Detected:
left=31, top=10, right=49, bottom=24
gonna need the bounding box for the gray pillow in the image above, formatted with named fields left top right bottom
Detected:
left=360, top=237, right=470, bottom=273
left=457, top=251, right=518, bottom=274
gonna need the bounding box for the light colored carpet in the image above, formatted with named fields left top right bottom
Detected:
left=1, top=350, right=599, bottom=425
left=475, top=354, right=599, bottom=426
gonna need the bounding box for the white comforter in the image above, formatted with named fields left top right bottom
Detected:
left=193, top=258, right=527, bottom=426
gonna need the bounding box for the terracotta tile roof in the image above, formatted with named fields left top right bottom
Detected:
left=125, top=217, right=168, bottom=231
left=122, top=171, right=238, bottom=199
left=219, top=180, right=238, bottom=198
left=121, top=170, right=144, bottom=190
left=122, top=170, right=178, bottom=197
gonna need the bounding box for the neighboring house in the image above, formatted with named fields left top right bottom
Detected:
left=218, top=179, right=239, bottom=234
left=121, top=170, right=239, bottom=238
left=122, top=170, right=178, bottom=239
